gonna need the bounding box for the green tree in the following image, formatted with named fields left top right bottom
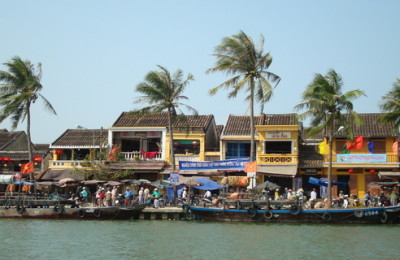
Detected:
left=380, top=78, right=400, bottom=129
left=0, top=56, right=56, bottom=177
left=295, top=69, right=365, bottom=207
left=207, top=31, right=280, bottom=161
left=133, top=65, right=197, bottom=171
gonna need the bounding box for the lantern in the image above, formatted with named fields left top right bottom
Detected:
left=348, top=169, right=354, bottom=173
left=192, top=141, right=198, bottom=146
left=121, top=132, right=128, bottom=136
left=370, top=169, right=376, bottom=173
left=173, top=142, right=180, bottom=146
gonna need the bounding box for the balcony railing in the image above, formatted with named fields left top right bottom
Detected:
left=121, top=151, right=163, bottom=161
left=175, top=154, right=200, bottom=162
left=258, top=154, right=298, bottom=164
left=50, top=160, right=91, bottom=168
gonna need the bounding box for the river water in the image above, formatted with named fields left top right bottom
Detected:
left=1, top=219, right=399, bottom=260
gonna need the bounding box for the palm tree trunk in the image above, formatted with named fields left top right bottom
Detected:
left=168, top=108, right=176, bottom=172
left=26, top=104, right=33, bottom=181
left=250, top=77, right=255, bottom=162
left=327, top=119, right=334, bottom=208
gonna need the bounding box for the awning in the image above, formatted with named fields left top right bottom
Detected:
left=378, top=172, right=400, bottom=179
left=257, top=165, right=297, bottom=177
left=39, top=169, right=85, bottom=181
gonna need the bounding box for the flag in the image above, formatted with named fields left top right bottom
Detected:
left=21, top=162, right=34, bottom=174
left=244, top=161, right=257, bottom=173
left=318, top=142, right=327, bottom=154
left=346, top=136, right=363, bottom=150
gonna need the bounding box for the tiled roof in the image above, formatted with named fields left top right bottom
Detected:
left=223, top=114, right=298, bottom=136
left=0, top=151, right=47, bottom=161
left=51, top=129, right=108, bottom=147
left=34, top=144, right=50, bottom=151
left=112, top=112, right=214, bottom=131
left=0, top=131, right=24, bottom=149
left=304, top=113, right=397, bottom=139
left=216, top=125, right=224, bottom=138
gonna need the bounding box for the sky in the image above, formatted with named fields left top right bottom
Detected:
left=0, top=1, right=399, bottom=144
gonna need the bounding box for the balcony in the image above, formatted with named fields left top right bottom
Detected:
left=175, top=153, right=200, bottom=162
left=121, top=151, right=163, bottom=161
left=258, top=154, right=298, bottom=164
left=50, top=160, right=92, bottom=168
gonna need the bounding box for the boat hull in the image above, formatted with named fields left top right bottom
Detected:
left=0, top=205, right=146, bottom=220
left=188, top=205, right=400, bottom=224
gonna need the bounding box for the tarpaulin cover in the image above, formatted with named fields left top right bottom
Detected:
left=193, top=178, right=225, bottom=190
left=308, top=177, right=347, bottom=187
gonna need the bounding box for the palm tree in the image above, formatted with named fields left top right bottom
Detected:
left=133, top=65, right=197, bottom=171
left=207, top=31, right=280, bottom=161
left=295, top=69, right=365, bottom=207
left=380, top=78, right=400, bottom=129
left=0, top=56, right=57, bottom=179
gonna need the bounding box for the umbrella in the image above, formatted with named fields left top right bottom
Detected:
left=36, top=181, right=57, bottom=186
left=81, top=180, right=106, bottom=185
left=131, top=179, right=151, bottom=185
left=58, top=178, right=77, bottom=184
left=255, top=181, right=280, bottom=191
left=105, top=181, right=122, bottom=186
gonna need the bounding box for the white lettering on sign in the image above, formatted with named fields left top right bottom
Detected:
left=265, top=132, right=291, bottom=139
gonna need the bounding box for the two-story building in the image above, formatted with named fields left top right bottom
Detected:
left=107, top=112, right=220, bottom=180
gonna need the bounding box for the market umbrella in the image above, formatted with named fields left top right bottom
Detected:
left=131, top=179, right=151, bottom=186
left=81, top=180, right=106, bottom=185
left=105, top=181, right=122, bottom=186
left=255, top=181, right=280, bottom=191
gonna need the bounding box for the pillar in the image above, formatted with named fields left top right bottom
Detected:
left=357, top=174, right=366, bottom=199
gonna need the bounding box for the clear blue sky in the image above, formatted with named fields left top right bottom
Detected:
left=0, top=1, right=399, bottom=144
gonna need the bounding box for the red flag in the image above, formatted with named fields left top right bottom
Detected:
left=21, top=162, right=34, bottom=174
left=346, top=136, right=363, bottom=150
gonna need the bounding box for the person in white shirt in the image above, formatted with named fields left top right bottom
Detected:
left=204, top=190, right=212, bottom=202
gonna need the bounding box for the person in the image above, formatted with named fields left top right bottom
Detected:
left=181, top=187, right=188, bottom=198
left=138, top=187, right=144, bottom=204
left=80, top=187, right=88, bottom=204
left=274, top=189, right=280, bottom=200
left=310, top=188, right=317, bottom=200
left=204, top=190, right=212, bottom=202
left=144, top=187, right=150, bottom=203
left=364, top=191, right=371, bottom=207
left=98, top=188, right=105, bottom=207
left=105, top=188, right=112, bottom=206
left=111, top=186, right=118, bottom=206
left=124, top=188, right=134, bottom=205
left=152, top=188, right=160, bottom=208
left=390, top=189, right=398, bottom=206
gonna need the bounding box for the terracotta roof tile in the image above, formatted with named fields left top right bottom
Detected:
left=112, top=112, right=214, bottom=131
left=223, top=114, right=298, bottom=136
left=51, top=129, right=108, bottom=147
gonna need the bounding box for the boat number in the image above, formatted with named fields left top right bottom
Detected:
left=364, top=211, right=378, bottom=216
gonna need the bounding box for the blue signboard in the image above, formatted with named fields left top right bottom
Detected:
left=336, top=154, right=387, bottom=163
left=179, top=158, right=250, bottom=170
left=169, top=172, right=179, bottom=183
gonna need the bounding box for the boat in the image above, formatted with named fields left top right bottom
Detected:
left=186, top=198, right=400, bottom=224
left=0, top=197, right=146, bottom=220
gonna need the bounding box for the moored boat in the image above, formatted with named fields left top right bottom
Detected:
left=186, top=199, right=400, bottom=224
left=0, top=198, right=146, bottom=220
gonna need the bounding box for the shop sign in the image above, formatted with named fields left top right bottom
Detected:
left=266, top=132, right=291, bottom=139
left=336, top=154, right=386, bottom=163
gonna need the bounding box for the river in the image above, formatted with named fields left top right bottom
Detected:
left=0, top=219, right=399, bottom=260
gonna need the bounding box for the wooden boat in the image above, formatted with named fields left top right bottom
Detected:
left=186, top=198, right=400, bottom=224
left=0, top=198, right=146, bottom=220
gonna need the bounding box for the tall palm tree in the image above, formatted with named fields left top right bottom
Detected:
left=380, top=78, right=400, bottom=129
left=295, top=69, right=365, bottom=207
left=133, top=65, right=197, bottom=171
left=0, top=56, right=57, bottom=178
left=207, top=31, right=280, bottom=161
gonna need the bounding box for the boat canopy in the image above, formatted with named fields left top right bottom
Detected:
left=192, top=178, right=225, bottom=191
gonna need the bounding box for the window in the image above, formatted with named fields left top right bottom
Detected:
left=264, top=141, right=292, bottom=154
left=371, top=140, right=386, bottom=153
left=226, top=142, right=250, bottom=159
left=173, top=140, right=200, bottom=154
